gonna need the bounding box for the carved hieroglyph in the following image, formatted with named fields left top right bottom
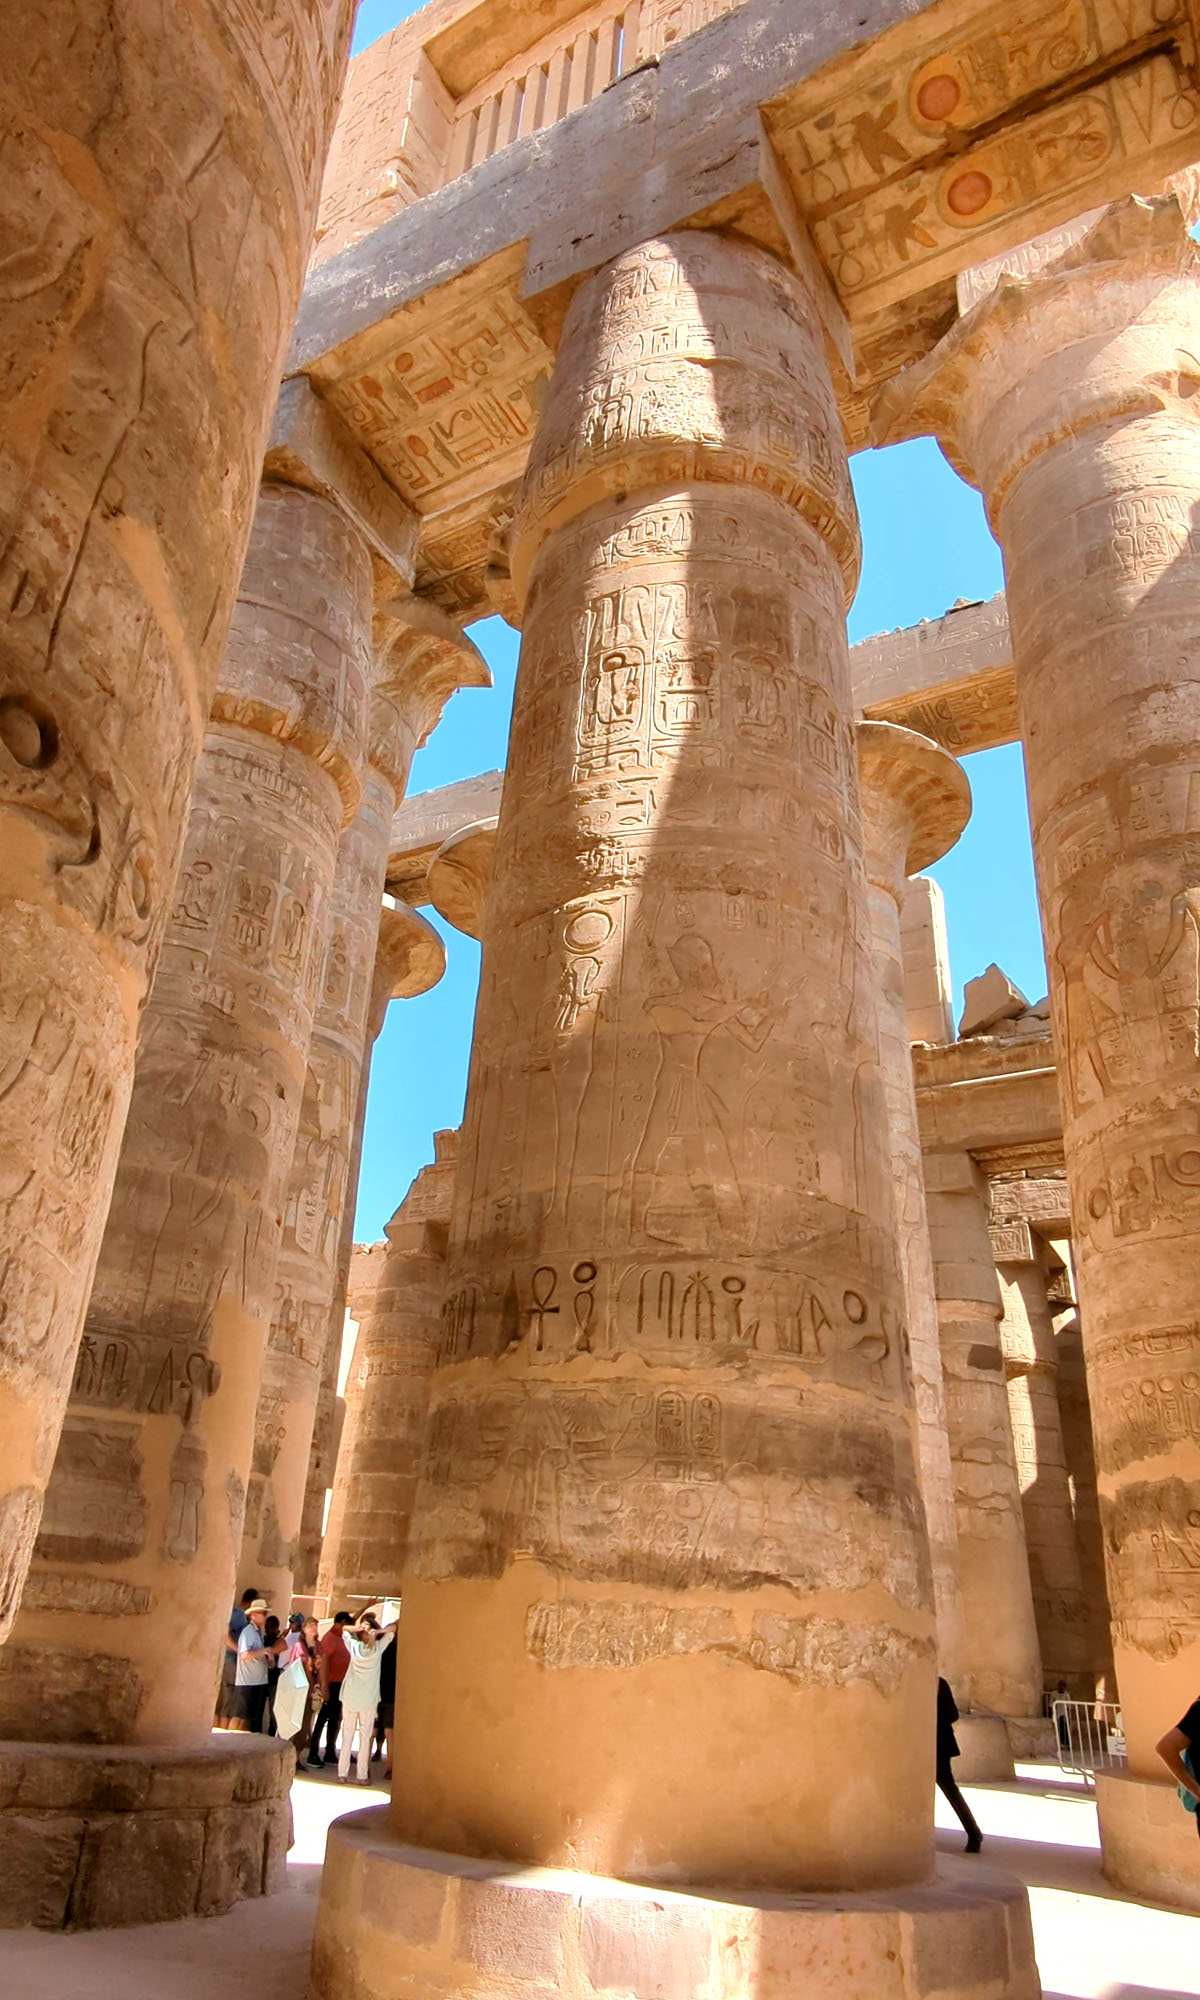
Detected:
left=389, top=232, right=934, bottom=1896
left=921, top=1149, right=1043, bottom=1715
left=856, top=722, right=970, bottom=1684
left=2, top=482, right=370, bottom=1745
left=879, top=193, right=1200, bottom=1772
left=243, top=605, right=480, bottom=1609
left=317, top=1133, right=457, bottom=1609
left=0, top=0, right=355, bottom=1642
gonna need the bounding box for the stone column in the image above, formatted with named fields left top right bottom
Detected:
left=316, top=1132, right=457, bottom=1611
left=0, top=470, right=374, bottom=1929
left=312, top=229, right=1037, bottom=2000
left=879, top=194, right=1200, bottom=1906
left=991, top=1221, right=1090, bottom=1689
left=856, top=723, right=970, bottom=1684
left=924, top=1151, right=1043, bottom=1718
left=244, top=780, right=452, bottom=1609
left=0, top=0, right=355, bottom=1642
left=901, top=875, right=956, bottom=1047
left=1054, top=1307, right=1116, bottom=1694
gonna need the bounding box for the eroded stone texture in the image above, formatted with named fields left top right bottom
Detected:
left=856, top=723, right=970, bottom=1682
left=0, top=0, right=356, bottom=1641
left=3, top=480, right=370, bottom=1748
left=1055, top=1309, right=1116, bottom=1693
left=923, top=1151, right=1042, bottom=1715
left=992, top=1226, right=1091, bottom=1690
left=317, top=1133, right=457, bottom=1609
left=879, top=193, right=1200, bottom=1787
left=391, top=232, right=935, bottom=1897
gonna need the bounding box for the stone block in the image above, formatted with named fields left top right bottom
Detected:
left=0, top=1813, right=85, bottom=1929
left=146, top=1752, right=240, bottom=1810
left=454, top=1873, right=567, bottom=1982
left=953, top=1718, right=1014, bottom=1783
left=231, top=1737, right=294, bottom=1801
left=361, top=1846, right=450, bottom=1949
left=72, top=1812, right=206, bottom=1929
left=263, top=1796, right=293, bottom=1895
left=959, top=965, right=1029, bottom=1037
left=1097, top=1769, right=1200, bottom=1914
left=580, top=1893, right=713, bottom=1997
left=13, top=1747, right=152, bottom=1814
left=757, top=1905, right=906, bottom=2000
left=198, top=1804, right=270, bottom=1915
left=907, top=1892, right=1010, bottom=1993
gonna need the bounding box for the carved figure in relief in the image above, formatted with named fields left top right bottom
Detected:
left=632, top=932, right=772, bottom=1250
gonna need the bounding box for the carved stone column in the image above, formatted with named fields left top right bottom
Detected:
left=991, top=1219, right=1090, bottom=1689
left=0, top=0, right=355, bottom=1643
left=856, top=722, right=970, bottom=1684
left=0, top=461, right=377, bottom=1928
left=316, top=1132, right=457, bottom=1611
left=880, top=194, right=1200, bottom=1908
left=924, top=1151, right=1043, bottom=1720
left=1054, top=1306, right=1116, bottom=1696
left=311, top=232, right=1038, bottom=2000
left=243, top=665, right=464, bottom=1611
left=901, top=875, right=956, bottom=1047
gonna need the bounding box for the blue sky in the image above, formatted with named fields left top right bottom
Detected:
left=347, top=6, right=1046, bottom=1237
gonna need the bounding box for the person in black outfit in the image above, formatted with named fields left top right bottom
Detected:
left=937, top=1677, right=983, bottom=1852
left=1156, top=1696, right=1200, bottom=1834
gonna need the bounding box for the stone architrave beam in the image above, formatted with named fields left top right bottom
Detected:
left=265, top=377, right=420, bottom=581
left=914, top=1035, right=1062, bottom=1158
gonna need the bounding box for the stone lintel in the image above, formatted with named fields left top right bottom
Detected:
left=310, top=1810, right=1040, bottom=2000
left=988, top=1172, right=1073, bottom=1236
left=856, top=595, right=1016, bottom=754
left=914, top=1035, right=1061, bottom=1158
left=266, top=376, right=419, bottom=581
left=387, top=770, right=504, bottom=903
left=988, top=1218, right=1037, bottom=1265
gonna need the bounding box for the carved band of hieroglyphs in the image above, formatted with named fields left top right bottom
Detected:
left=71, top=1329, right=221, bottom=1422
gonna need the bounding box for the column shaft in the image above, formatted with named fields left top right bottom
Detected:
left=393, top=231, right=934, bottom=1896
left=924, top=1151, right=1043, bottom=1714
left=3, top=482, right=369, bottom=1745
left=0, top=0, right=354, bottom=1638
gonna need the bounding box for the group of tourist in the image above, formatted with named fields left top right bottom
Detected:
left=216, top=1587, right=399, bottom=1785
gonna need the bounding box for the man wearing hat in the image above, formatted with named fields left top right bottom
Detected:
left=229, top=1597, right=274, bottom=1733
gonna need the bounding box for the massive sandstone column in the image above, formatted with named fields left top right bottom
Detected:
left=923, top=1151, right=1043, bottom=1718
left=880, top=193, right=1200, bottom=1907
left=856, top=723, right=970, bottom=1683
left=243, top=605, right=479, bottom=1610
left=312, top=230, right=1036, bottom=2000
left=317, top=1132, right=457, bottom=1611
left=992, top=1223, right=1091, bottom=1689
left=0, top=468, right=377, bottom=1924
left=0, top=0, right=355, bottom=1642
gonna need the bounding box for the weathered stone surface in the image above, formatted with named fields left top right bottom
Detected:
left=880, top=191, right=1200, bottom=1819
left=856, top=722, right=971, bottom=1684
left=318, top=1134, right=456, bottom=1609
left=308, top=1812, right=1041, bottom=2000
left=959, top=965, right=1030, bottom=1038
left=1096, top=1769, right=1200, bottom=1914
left=6, top=479, right=371, bottom=1746
left=0, top=0, right=356, bottom=1643
left=0, top=1736, right=290, bottom=1930
left=427, top=818, right=499, bottom=940
left=389, top=230, right=936, bottom=1898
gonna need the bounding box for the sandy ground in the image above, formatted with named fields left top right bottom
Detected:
left=5, top=1757, right=1197, bottom=1998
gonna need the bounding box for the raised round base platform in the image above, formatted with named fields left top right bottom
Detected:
left=1097, top=1769, right=1200, bottom=1914
left=311, top=1808, right=1040, bottom=2000
left=0, top=1733, right=293, bottom=1930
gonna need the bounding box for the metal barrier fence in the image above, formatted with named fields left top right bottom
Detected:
left=1052, top=1699, right=1126, bottom=1789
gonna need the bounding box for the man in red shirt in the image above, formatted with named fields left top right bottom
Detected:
left=305, top=1612, right=353, bottom=1770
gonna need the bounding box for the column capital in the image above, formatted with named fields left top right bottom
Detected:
left=265, top=376, right=419, bottom=583
left=426, top=818, right=497, bottom=941
left=874, top=194, right=1200, bottom=520
left=369, top=594, right=491, bottom=794
left=855, top=719, right=970, bottom=901
left=368, top=900, right=445, bottom=1040
left=508, top=230, right=860, bottom=608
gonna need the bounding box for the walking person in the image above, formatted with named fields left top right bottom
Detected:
left=338, top=1614, right=396, bottom=1785
left=306, top=1611, right=353, bottom=1769
left=936, top=1676, right=983, bottom=1853
left=229, top=1598, right=273, bottom=1734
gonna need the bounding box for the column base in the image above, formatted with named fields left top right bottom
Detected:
left=954, top=1718, right=1015, bottom=1783
left=1003, top=1718, right=1057, bottom=1763
left=0, top=1733, right=293, bottom=1929
left=311, top=1809, right=1040, bottom=2000
left=1097, top=1770, right=1200, bottom=1914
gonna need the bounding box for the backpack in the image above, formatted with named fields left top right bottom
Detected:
left=1179, top=1747, right=1199, bottom=1814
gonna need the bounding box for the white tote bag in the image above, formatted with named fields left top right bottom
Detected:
left=273, top=1657, right=310, bottom=1741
